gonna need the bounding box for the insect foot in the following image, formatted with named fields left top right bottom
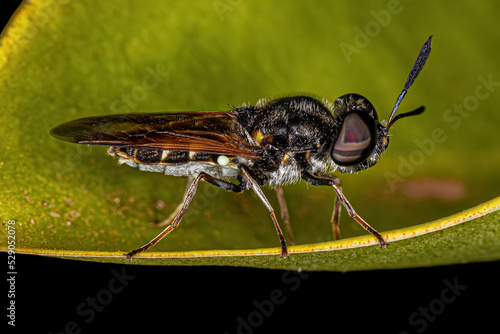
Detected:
left=124, top=249, right=141, bottom=261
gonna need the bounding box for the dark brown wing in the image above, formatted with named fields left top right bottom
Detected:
left=50, top=111, right=261, bottom=159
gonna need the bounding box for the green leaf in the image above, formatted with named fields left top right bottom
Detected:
left=11, top=198, right=500, bottom=271
left=2, top=1, right=500, bottom=271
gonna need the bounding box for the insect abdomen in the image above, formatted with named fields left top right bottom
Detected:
left=108, top=147, right=241, bottom=180
left=111, top=147, right=235, bottom=166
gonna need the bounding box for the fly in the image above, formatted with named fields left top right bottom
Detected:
left=50, top=36, right=432, bottom=260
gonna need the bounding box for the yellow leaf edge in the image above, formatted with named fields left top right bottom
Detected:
left=0, top=1, right=45, bottom=72
left=6, top=196, right=500, bottom=260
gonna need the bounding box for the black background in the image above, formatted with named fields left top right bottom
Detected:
left=2, top=2, right=499, bottom=333
left=4, top=253, right=500, bottom=333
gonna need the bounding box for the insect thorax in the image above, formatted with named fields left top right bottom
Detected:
left=236, top=96, right=338, bottom=186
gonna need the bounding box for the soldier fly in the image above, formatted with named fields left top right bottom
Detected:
left=50, top=36, right=432, bottom=260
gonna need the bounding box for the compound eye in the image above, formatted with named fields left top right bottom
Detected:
left=332, top=111, right=377, bottom=166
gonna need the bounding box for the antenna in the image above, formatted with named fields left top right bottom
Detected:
left=387, top=36, right=432, bottom=130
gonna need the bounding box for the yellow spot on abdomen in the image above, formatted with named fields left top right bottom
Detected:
left=161, top=150, right=170, bottom=161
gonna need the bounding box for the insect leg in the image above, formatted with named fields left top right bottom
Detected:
left=301, top=171, right=388, bottom=248
left=153, top=176, right=194, bottom=227
left=153, top=175, right=244, bottom=227
left=324, top=175, right=342, bottom=241
left=125, top=172, right=245, bottom=260
left=298, top=172, right=341, bottom=240
left=275, top=186, right=296, bottom=245
left=241, top=166, right=289, bottom=258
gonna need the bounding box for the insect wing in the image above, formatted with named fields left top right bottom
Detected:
left=50, top=111, right=261, bottom=159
